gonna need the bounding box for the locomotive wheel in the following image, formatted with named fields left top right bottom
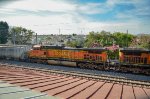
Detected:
left=96, top=65, right=104, bottom=70
left=40, top=60, right=47, bottom=64
left=88, top=63, right=95, bottom=69
left=84, top=63, right=88, bottom=68
left=146, top=70, right=150, bottom=75
left=78, top=63, right=85, bottom=69
left=115, top=65, right=120, bottom=71
left=132, top=67, right=140, bottom=74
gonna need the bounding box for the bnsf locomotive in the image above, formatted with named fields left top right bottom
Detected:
left=0, top=45, right=150, bottom=75
left=28, top=45, right=107, bottom=70
left=119, top=48, right=150, bottom=74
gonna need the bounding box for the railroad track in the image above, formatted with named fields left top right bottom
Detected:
left=0, top=63, right=150, bottom=88
left=1, top=59, right=150, bottom=81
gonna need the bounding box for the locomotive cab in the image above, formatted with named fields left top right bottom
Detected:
left=28, top=45, right=47, bottom=63
left=119, top=48, right=150, bottom=74
left=119, top=48, right=150, bottom=65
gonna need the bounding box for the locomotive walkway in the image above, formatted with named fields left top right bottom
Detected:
left=0, top=65, right=150, bottom=99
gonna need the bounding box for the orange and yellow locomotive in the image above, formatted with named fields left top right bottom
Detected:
left=28, top=45, right=107, bottom=69
left=119, top=48, right=150, bottom=74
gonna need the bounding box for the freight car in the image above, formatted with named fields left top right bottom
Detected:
left=0, top=45, right=31, bottom=60
left=28, top=45, right=107, bottom=69
left=119, top=48, right=150, bottom=74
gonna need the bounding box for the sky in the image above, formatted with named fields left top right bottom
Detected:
left=0, top=0, right=150, bottom=35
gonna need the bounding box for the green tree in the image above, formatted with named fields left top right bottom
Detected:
left=85, top=31, right=135, bottom=48
left=0, top=21, right=9, bottom=44
left=113, top=32, right=134, bottom=47
left=72, top=33, right=77, bottom=36
left=84, top=31, right=114, bottom=47
left=66, top=39, right=83, bottom=48
left=131, top=34, right=150, bottom=49
left=10, top=26, right=34, bottom=44
left=84, top=31, right=97, bottom=47
left=66, top=40, right=77, bottom=47
left=98, top=31, right=114, bottom=46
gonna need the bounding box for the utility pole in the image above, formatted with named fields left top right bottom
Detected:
left=58, top=28, right=61, bottom=46
left=81, top=30, right=82, bottom=34
left=13, top=31, right=16, bottom=46
left=59, top=28, right=60, bottom=35
left=126, top=30, right=128, bottom=47
left=0, top=29, right=2, bottom=44
left=36, top=33, right=37, bottom=45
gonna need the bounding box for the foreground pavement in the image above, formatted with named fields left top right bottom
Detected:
left=0, top=65, right=149, bottom=99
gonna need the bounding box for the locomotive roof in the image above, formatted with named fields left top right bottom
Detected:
left=40, top=45, right=106, bottom=51
left=0, top=45, right=30, bottom=48
left=0, top=44, right=30, bottom=47
left=41, top=45, right=64, bottom=49
left=120, top=48, right=150, bottom=52
left=74, top=47, right=106, bottom=51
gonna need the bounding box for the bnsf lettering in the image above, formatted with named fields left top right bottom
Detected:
left=84, top=54, right=102, bottom=61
